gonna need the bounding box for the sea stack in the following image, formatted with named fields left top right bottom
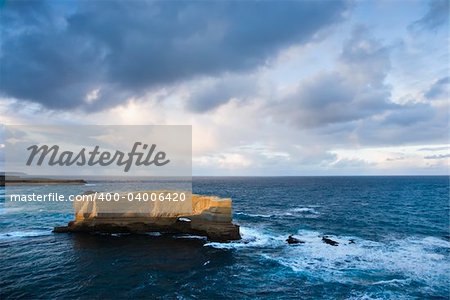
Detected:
left=53, top=191, right=241, bottom=242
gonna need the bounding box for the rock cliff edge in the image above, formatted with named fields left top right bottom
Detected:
left=54, top=191, right=241, bottom=242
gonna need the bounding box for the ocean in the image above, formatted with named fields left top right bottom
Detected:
left=1, top=176, right=449, bottom=299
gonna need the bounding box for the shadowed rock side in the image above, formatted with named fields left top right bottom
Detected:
left=54, top=192, right=241, bottom=242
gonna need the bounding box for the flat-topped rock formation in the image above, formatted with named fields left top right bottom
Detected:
left=54, top=191, right=241, bottom=242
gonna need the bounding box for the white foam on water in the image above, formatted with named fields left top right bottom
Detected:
left=0, top=230, right=52, bottom=240
left=145, top=232, right=162, bottom=237
left=204, top=226, right=284, bottom=249
left=371, top=278, right=412, bottom=285
left=0, top=207, right=25, bottom=215
left=347, top=291, right=410, bottom=300
left=278, top=207, right=320, bottom=219
left=291, top=207, right=320, bottom=214
left=263, top=229, right=450, bottom=289
left=235, top=208, right=320, bottom=219
left=173, top=235, right=207, bottom=240
left=206, top=225, right=449, bottom=291
left=278, top=210, right=320, bottom=219
left=235, top=212, right=272, bottom=218
left=110, top=233, right=131, bottom=237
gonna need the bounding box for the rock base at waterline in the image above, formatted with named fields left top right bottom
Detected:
left=53, top=193, right=241, bottom=242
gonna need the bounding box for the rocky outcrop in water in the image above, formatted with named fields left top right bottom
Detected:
left=54, top=192, right=241, bottom=242
left=286, top=235, right=305, bottom=244
left=1, top=174, right=86, bottom=186
left=322, top=236, right=339, bottom=246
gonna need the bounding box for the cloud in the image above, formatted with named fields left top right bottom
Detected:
left=193, top=143, right=339, bottom=175
left=424, top=76, right=449, bottom=100
left=195, top=153, right=252, bottom=170
left=271, top=26, right=394, bottom=128
left=263, top=26, right=449, bottom=148
left=386, top=156, right=405, bottom=162
left=184, top=74, right=259, bottom=113
left=411, top=0, right=450, bottom=31
left=0, top=0, right=349, bottom=111
left=418, top=146, right=450, bottom=151
left=350, top=100, right=448, bottom=146
left=424, top=154, right=450, bottom=159
left=330, top=158, right=374, bottom=169
left=382, top=103, right=435, bottom=126
left=0, top=1, right=448, bottom=176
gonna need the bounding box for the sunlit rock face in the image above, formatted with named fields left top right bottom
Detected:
left=54, top=191, right=241, bottom=242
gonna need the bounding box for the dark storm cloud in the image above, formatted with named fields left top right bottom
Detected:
left=186, top=76, right=257, bottom=113
left=0, top=0, right=349, bottom=110
left=424, top=76, right=449, bottom=100
left=412, top=0, right=450, bottom=31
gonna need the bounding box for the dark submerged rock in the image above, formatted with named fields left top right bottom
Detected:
left=322, top=236, right=339, bottom=246
left=286, top=235, right=305, bottom=244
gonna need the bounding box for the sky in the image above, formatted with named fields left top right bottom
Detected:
left=0, top=0, right=449, bottom=175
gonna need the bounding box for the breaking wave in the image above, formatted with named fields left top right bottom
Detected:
left=206, top=226, right=450, bottom=290
left=0, top=230, right=52, bottom=240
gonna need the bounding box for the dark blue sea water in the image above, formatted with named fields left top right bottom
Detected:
left=1, top=176, right=449, bottom=299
